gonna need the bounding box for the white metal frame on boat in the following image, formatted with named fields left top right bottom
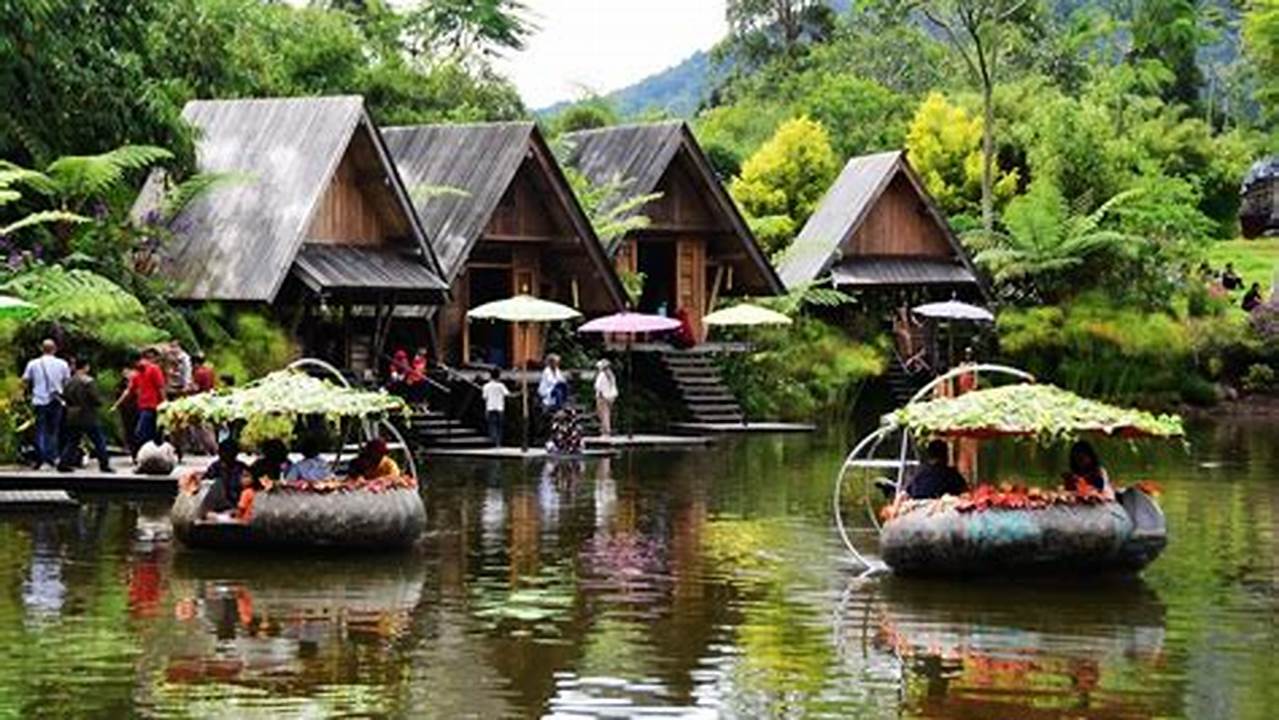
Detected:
left=832, top=364, right=1035, bottom=570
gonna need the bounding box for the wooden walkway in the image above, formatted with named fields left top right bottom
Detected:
left=426, top=447, right=617, bottom=460
left=583, top=434, right=714, bottom=448
left=0, top=490, right=78, bottom=509
left=671, top=421, right=816, bottom=434
left=0, top=457, right=194, bottom=494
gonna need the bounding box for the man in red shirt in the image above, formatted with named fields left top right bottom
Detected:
left=191, top=354, right=217, bottom=393
left=115, top=348, right=168, bottom=451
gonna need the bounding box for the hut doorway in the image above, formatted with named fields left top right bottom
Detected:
left=468, top=267, right=512, bottom=367
left=636, top=240, right=677, bottom=316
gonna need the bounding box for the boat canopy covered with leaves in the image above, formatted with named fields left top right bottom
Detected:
left=160, top=369, right=408, bottom=432
left=888, top=383, right=1185, bottom=441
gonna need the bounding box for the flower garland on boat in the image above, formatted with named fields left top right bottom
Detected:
left=880, top=481, right=1160, bottom=521
left=270, top=474, right=418, bottom=494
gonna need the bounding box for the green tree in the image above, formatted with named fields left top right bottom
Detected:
left=905, top=93, right=1018, bottom=218
left=1130, top=0, right=1220, bottom=109
left=548, top=95, right=621, bottom=136
left=1244, top=0, right=1279, bottom=123
left=724, top=0, right=837, bottom=65
left=915, top=0, right=1037, bottom=236
left=730, top=116, right=839, bottom=231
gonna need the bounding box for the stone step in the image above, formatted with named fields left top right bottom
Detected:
left=686, top=402, right=742, bottom=413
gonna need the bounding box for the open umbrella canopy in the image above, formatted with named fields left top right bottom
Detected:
left=467, top=294, right=582, bottom=323
left=912, top=300, right=994, bottom=322
left=888, top=383, right=1184, bottom=441
left=0, top=295, right=37, bottom=319
left=159, top=370, right=408, bottom=431
left=704, top=303, right=792, bottom=327
left=578, top=312, right=682, bottom=335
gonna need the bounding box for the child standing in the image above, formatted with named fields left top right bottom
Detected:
left=481, top=368, right=511, bottom=447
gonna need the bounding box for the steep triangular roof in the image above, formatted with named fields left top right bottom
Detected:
left=778, top=150, right=984, bottom=295
left=382, top=122, right=626, bottom=308
left=563, top=121, right=783, bottom=294
left=134, top=96, right=442, bottom=302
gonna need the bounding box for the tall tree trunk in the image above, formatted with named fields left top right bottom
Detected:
left=981, top=83, right=995, bottom=236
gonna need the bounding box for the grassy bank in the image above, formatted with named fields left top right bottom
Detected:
left=1207, top=238, right=1279, bottom=287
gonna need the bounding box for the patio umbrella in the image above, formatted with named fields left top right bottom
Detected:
left=0, top=295, right=37, bottom=319
left=911, top=300, right=994, bottom=322
left=468, top=295, right=582, bottom=451
left=578, top=312, right=682, bottom=438
left=912, top=300, right=994, bottom=370
left=703, top=303, right=792, bottom=426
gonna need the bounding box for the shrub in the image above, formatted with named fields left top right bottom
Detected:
left=1242, top=364, right=1276, bottom=394
left=204, top=310, right=297, bottom=384
left=718, top=317, right=887, bottom=422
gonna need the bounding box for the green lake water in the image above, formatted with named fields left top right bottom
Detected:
left=0, top=420, right=1274, bottom=718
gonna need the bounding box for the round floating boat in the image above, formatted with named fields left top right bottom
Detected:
left=879, top=488, right=1166, bottom=576
left=835, top=365, right=1182, bottom=578
left=171, top=483, right=426, bottom=550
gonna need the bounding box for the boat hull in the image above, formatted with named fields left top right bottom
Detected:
left=880, top=492, right=1165, bottom=576
left=172, top=486, right=426, bottom=550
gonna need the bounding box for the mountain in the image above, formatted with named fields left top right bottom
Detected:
left=538, top=49, right=720, bottom=119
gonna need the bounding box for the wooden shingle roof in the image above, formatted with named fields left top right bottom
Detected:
left=134, top=96, right=441, bottom=302
left=383, top=122, right=625, bottom=307
left=778, top=150, right=984, bottom=295
left=563, top=122, right=783, bottom=294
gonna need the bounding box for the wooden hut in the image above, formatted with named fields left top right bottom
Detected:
left=382, top=123, right=626, bottom=368
left=778, top=150, right=985, bottom=300
left=563, top=122, right=783, bottom=340
left=132, top=96, right=447, bottom=372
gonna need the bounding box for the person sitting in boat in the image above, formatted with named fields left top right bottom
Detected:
left=248, top=438, right=291, bottom=487
left=904, top=440, right=968, bottom=500
left=1063, top=441, right=1114, bottom=499
left=348, top=437, right=400, bottom=480
left=198, top=438, right=249, bottom=518
left=284, top=434, right=332, bottom=483
left=235, top=473, right=263, bottom=524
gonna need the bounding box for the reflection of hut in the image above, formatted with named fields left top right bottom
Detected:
left=1241, top=156, right=1279, bottom=239
left=383, top=123, right=625, bottom=368
left=133, top=96, right=447, bottom=372
left=778, top=151, right=986, bottom=304
left=563, top=122, right=783, bottom=340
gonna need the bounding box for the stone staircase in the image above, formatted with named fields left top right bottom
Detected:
left=406, top=408, right=491, bottom=449
left=659, top=350, right=744, bottom=424
left=886, top=356, right=930, bottom=407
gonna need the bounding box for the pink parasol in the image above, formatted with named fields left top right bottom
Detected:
left=577, top=312, right=682, bottom=438
left=578, top=312, right=682, bottom=334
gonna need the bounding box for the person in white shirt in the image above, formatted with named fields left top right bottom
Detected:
left=22, top=339, right=70, bottom=469
left=537, top=354, right=567, bottom=412
left=169, top=338, right=193, bottom=393
left=481, top=368, right=512, bottom=447
left=593, top=359, right=619, bottom=437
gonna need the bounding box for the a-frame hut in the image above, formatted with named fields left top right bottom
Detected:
left=383, top=122, right=626, bottom=368
left=778, top=150, right=986, bottom=301
left=563, top=122, right=783, bottom=340
left=133, top=95, right=447, bottom=372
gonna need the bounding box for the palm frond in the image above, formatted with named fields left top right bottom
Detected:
left=0, top=210, right=89, bottom=237
left=45, top=145, right=173, bottom=200
left=161, top=171, right=253, bottom=221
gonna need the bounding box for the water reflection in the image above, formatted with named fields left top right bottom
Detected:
left=0, top=425, right=1274, bottom=717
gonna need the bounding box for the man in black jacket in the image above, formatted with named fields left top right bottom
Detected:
left=57, top=358, right=114, bottom=473
left=905, top=440, right=968, bottom=499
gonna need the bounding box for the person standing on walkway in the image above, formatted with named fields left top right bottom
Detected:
left=22, top=339, right=70, bottom=469
left=114, top=348, right=167, bottom=454
left=481, top=368, right=511, bottom=447
left=538, top=354, right=567, bottom=412
left=593, top=359, right=618, bottom=437
left=57, top=357, right=113, bottom=473
left=168, top=338, right=193, bottom=395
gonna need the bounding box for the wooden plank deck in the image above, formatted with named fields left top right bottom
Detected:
left=426, top=447, right=618, bottom=460
left=671, top=421, right=816, bottom=434
left=0, top=490, right=78, bottom=509
left=583, top=434, right=715, bottom=448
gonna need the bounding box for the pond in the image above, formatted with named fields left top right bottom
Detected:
left=0, top=420, right=1274, bottom=718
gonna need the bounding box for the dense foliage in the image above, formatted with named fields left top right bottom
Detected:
left=0, top=0, right=527, bottom=169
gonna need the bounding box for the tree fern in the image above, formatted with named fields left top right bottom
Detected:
left=1, top=210, right=88, bottom=237
left=44, top=145, right=173, bottom=204
left=0, top=265, right=158, bottom=333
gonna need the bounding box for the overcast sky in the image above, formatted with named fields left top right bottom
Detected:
left=494, top=0, right=728, bottom=109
